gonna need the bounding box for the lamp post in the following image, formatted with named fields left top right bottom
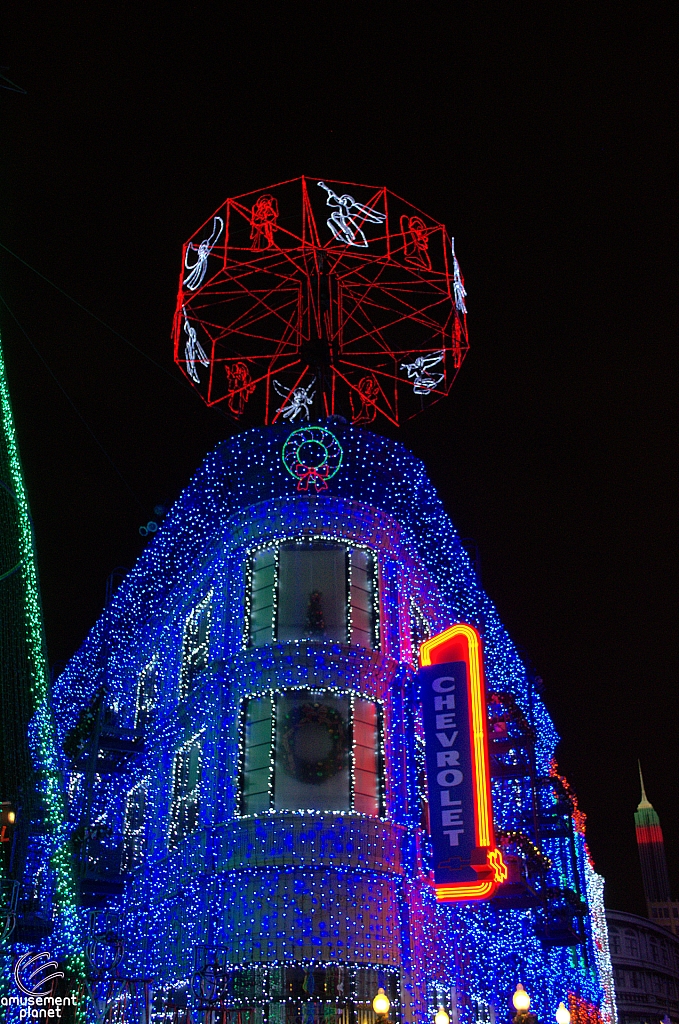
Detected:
left=555, top=1003, right=571, bottom=1024
left=512, top=984, right=538, bottom=1024
left=373, top=987, right=391, bottom=1024
left=435, top=1008, right=451, bottom=1024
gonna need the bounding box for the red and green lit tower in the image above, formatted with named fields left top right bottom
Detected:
left=635, top=764, right=679, bottom=933
left=635, top=765, right=670, bottom=903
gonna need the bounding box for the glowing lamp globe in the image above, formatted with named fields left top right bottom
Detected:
left=513, top=985, right=531, bottom=1013
left=373, top=988, right=391, bottom=1016
left=556, top=1003, right=571, bottom=1024
left=435, top=1008, right=451, bottom=1024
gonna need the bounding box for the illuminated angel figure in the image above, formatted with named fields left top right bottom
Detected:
left=401, top=351, right=445, bottom=395
left=318, top=182, right=385, bottom=247
left=225, top=362, right=256, bottom=416
left=273, top=378, right=315, bottom=421
left=183, top=306, right=209, bottom=384
left=350, top=374, right=379, bottom=425
left=451, top=237, right=467, bottom=314
left=250, top=194, right=279, bottom=250
left=183, top=216, right=224, bottom=291
left=401, top=215, right=432, bottom=270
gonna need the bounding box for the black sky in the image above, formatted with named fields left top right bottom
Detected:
left=2, top=6, right=677, bottom=916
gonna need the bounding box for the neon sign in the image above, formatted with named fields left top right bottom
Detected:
left=419, top=623, right=506, bottom=901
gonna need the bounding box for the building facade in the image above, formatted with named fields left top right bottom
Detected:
left=23, top=424, right=615, bottom=1024
left=607, top=910, right=679, bottom=1024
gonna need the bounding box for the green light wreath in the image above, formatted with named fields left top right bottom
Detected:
left=282, top=426, right=343, bottom=492
left=279, top=701, right=348, bottom=784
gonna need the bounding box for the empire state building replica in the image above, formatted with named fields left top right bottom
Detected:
left=635, top=765, right=679, bottom=934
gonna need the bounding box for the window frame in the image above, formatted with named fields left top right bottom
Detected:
left=238, top=687, right=386, bottom=819
left=244, top=537, right=380, bottom=651
left=179, top=590, right=213, bottom=699
left=409, top=599, right=431, bottom=664
left=135, top=654, right=159, bottom=729
left=168, top=730, right=205, bottom=848
left=121, top=778, right=148, bottom=872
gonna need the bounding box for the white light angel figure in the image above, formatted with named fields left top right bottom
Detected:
left=317, top=182, right=386, bottom=247
left=183, top=306, right=210, bottom=384
left=273, top=378, right=315, bottom=421
left=451, top=237, right=467, bottom=314
left=401, top=351, right=445, bottom=396
left=183, top=216, right=224, bottom=291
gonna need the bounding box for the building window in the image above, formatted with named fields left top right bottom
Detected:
left=414, top=708, right=429, bottom=832
left=608, top=929, right=621, bottom=955
left=190, top=963, right=400, bottom=1019
left=180, top=592, right=212, bottom=698
left=135, top=655, right=158, bottom=729
left=121, top=780, right=147, bottom=871
left=169, top=732, right=203, bottom=847
left=249, top=549, right=276, bottom=646
left=409, top=600, right=431, bottom=663
left=247, top=541, right=378, bottom=650
left=240, top=690, right=383, bottom=816
left=241, top=694, right=273, bottom=814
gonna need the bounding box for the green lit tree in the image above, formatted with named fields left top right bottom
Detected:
left=0, top=329, right=85, bottom=995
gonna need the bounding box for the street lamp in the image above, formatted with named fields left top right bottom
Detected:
left=512, top=984, right=537, bottom=1024
left=435, top=1008, right=451, bottom=1024
left=373, top=987, right=391, bottom=1023
left=513, top=985, right=531, bottom=1013
left=555, top=1003, right=570, bottom=1024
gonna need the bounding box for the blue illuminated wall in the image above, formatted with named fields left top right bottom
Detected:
left=25, top=423, right=613, bottom=1024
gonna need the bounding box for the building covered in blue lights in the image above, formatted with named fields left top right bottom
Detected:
left=28, top=422, right=616, bottom=1024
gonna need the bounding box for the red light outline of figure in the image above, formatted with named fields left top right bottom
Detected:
left=401, top=214, right=432, bottom=270
left=350, top=375, right=380, bottom=425
left=419, top=624, right=506, bottom=902
left=224, top=362, right=256, bottom=417
left=250, top=194, right=279, bottom=250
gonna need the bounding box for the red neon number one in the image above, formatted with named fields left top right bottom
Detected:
left=419, top=624, right=506, bottom=901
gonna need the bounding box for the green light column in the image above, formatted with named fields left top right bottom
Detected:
left=0, top=328, right=85, bottom=984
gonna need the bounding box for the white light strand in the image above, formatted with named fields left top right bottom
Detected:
left=400, top=351, right=445, bottom=395
left=183, top=216, right=224, bottom=291
left=451, top=238, right=467, bottom=314
left=272, top=378, right=316, bottom=421
left=182, top=306, right=210, bottom=384
left=317, top=182, right=386, bottom=248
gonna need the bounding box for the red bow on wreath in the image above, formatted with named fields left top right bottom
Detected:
left=294, top=462, right=330, bottom=492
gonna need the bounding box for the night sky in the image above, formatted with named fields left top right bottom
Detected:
left=2, top=7, right=677, bottom=917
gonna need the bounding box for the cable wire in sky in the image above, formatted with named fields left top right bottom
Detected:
left=0, top=293, right=144, bottom=508
left=0, top=239, right=194, bottom=395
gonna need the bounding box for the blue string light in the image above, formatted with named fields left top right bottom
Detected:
left=19, top=424, right=613, bottom=1024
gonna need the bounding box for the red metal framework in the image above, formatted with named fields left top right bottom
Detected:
left=173, top=177, right=469, bottom=426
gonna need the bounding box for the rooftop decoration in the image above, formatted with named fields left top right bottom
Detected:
left=173, top=177, right=468, bottom=426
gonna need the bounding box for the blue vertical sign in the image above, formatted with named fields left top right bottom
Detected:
left=419, top=660, right=478, bottom=884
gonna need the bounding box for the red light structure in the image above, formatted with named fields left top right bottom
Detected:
left=173, top=176, right=468, bottom=426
